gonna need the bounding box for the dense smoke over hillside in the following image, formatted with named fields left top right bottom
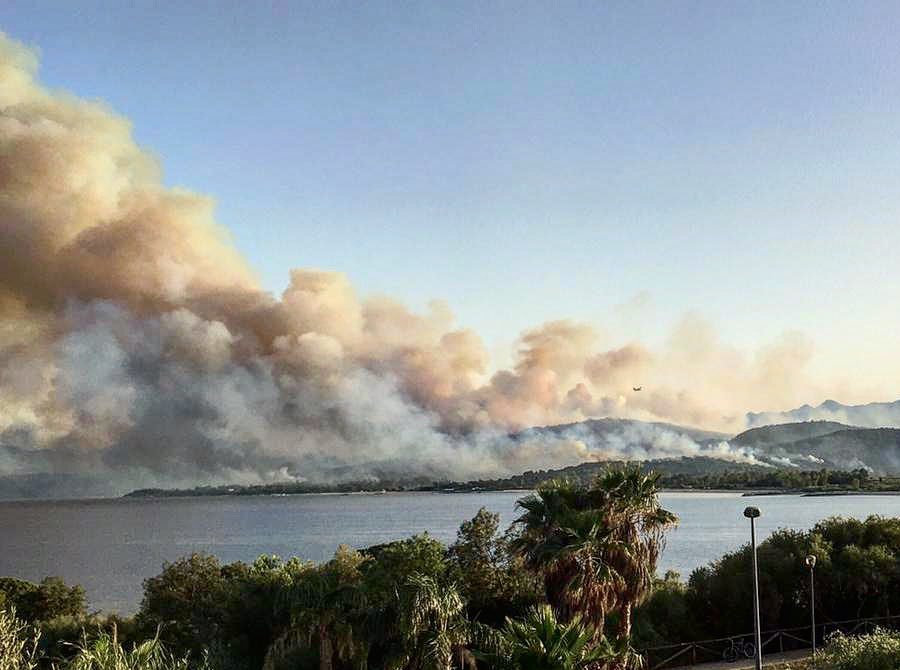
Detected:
left=0, top=33, right=869, bottom=495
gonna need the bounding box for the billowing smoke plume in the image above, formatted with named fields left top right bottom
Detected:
left=0, top=34, right=850, bottom=495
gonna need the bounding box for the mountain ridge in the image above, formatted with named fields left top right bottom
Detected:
left=748, top=399, right=900, bottom=429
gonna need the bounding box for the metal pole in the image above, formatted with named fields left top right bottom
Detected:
left=806, top=555, right=817, bottom=654
left=810, top=566, right=816, bottom=653
left=745, top=507, right=763, bottom=670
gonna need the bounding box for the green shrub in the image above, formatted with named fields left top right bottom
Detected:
left=135, top=554, right=231, bottom=660
left=0, top=578, right=86, bottom=624
left=136, top=553, right=309, bottom=669
left=476, top=604, right=620, bottom=670
left=815, top=628, right=900, bottom=670
left=0, top=607, right=40, bottom=670
left=448, top=507, right=542, bottom=627
left=38, top=614, right=138, bottom=665
left=66, top=630, right=204, bottom=670
left=1, top=605, right=202, bottom=670
left=633, top=571, right=692, bottom=648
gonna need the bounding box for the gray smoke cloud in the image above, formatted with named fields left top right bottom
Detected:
left=0, top=33, right=867, bottom=496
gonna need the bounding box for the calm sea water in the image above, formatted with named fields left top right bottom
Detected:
left=2, top=491, right=899, bottom=613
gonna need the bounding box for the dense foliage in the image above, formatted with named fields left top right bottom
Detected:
left=0, top=608, right=199, bottom=670
left=633, top=515, right=900, bottom=649
left=447, top=508, right=542, bottom=626
left=755, top=630, right=900, bottom=670
left=512, top=468, right=677, bottom=642
left=0, top=578, right=85, bottom=624
left=431, top=465, right=881, bottom=494
left=815, top=628, right=900, bottom=670
left=475, top=605, right=617, bottom=670
left=0, top=607, right=40, bottom=670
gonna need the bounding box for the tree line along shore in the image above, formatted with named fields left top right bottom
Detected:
left=125, top=462, right=886, bottom=498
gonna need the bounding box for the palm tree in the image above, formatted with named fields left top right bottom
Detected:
left=388, top=573, right=474, bottom=670
left=511, top=466, right=677, bottom=643
left=476, top=604, right=617, bottom=670
left=593, top=467, right=678, bottom=640
left=511, top=480, right=622, bottom=632
left=263, top=546, right=368, bottom=670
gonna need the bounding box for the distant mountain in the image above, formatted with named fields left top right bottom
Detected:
left=723, top=420, right=900, bottom=475
left=527, top=416, right=900, bottom=475
left=765, top=428, right=900, bottom=474
left=747, top=399, right=900, bottom=429
left=731, top=421, right=852, bottom=448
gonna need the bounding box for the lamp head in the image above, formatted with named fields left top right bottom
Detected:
left=743, top=506, right=761, bottom=519
left=805, top=555, right=817, bottom=568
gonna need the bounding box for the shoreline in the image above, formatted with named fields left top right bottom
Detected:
left=4, top=488, right=899, bottom=504
left=741, top=489, right=900, bottom=497
left=1, top=488, right=750, bottom=504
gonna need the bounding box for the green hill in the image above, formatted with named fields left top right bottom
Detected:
left=730, top=420, right=852, bottom=447
left=781, top=428, right=900, bottom=474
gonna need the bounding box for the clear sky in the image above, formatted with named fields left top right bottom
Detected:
left=3, top=2, right=900, bottom=388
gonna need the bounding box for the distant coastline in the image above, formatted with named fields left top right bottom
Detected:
left=744, top=489, right=900, bottom=498
left=124, top=460, right=897, bottom=499
left=123, top=487, right=750, bottom=500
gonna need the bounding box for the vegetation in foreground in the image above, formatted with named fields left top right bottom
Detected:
left=7, top=465, right=900, bottom=668
left=0, top=607, right=201, bottom=670
left=771, top=629, right=900, bottom=670
left=635, top=513, right=900, bottom=649
left=814, top=628, right=900, bottom=670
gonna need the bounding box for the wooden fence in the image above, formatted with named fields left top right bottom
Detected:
left=639, top=614, right=900, bottom=669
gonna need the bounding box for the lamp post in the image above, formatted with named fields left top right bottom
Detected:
left=806, top=555, right=817, bottom=654
left=744, top=506, right=763, bottom=670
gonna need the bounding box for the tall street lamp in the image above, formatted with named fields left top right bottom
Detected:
left=744, top=506, right=763, bottom=670
left=806, top=555, right=817, bottom=654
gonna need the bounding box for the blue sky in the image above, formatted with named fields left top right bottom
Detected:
left=3, top=2, right=900, bottom=380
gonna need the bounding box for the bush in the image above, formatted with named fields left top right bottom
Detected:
left=815, top=628, right=900, bottom=670
left=632, top=571, right=693, bottom=648
left=135, top=553, right=312, bottom=669
left=0, top=607, right=40, bottom=670
left=37, top=615, right=139, bottom=666
left=66, top=630, right=203, bottom=670
left=635, top=515, right=900, bottom=647
left=476, top=604, right=619, bottom=670
left=0, top=578, right=86, bottom=624
left=0, top=606, right=200, bottom=670
left=135, top=554, right=231, bottom=659
left=448, top=508, right=542, bottom=626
